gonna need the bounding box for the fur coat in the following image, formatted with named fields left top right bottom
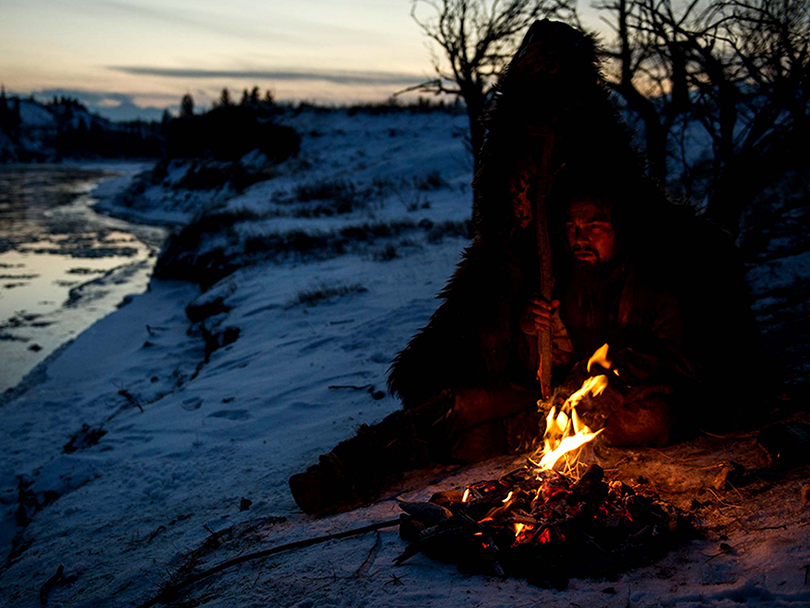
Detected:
left=388, top=21, right=761, bottom=415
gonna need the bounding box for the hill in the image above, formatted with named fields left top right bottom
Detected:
left=0, top=93, right=164, bottom=162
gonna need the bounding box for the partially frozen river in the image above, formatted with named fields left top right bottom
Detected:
left=0, top=164, right=166, bottom=395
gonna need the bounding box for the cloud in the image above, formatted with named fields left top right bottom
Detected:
left=109, top=66, right=425, bottom=87
left=91, top=0, right=299, bottom=43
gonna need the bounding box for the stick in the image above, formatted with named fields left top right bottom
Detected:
left=534, top=135, right=557, bottom=400
left=354, top=531, right=382, bottom=577
left=136, top=518, right=400, bottom=608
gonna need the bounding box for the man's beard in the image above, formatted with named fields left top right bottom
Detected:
left=569, top=248, right=619, bottom=288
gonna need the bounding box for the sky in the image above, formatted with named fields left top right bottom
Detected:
left=0, top=0, right=605, bottom=121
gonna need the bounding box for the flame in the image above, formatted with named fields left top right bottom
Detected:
left=462, top=488, right=470, bottom=503
left=564, top=374, right=609, bottom=409
left=538, top=426, right=604, bottom=469
left=532, top=344, right=614, bottom=473
left=514, top=523, right=526, bottom=536
left=586, top=343, right=612, bottom=373
left=502, top=491, right=514, bottom=504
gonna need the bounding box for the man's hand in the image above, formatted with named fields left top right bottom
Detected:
left=520, top=296, right=559, bottom=335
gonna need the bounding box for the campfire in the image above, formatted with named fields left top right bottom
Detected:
left=396, top=344, right=683, bottom=587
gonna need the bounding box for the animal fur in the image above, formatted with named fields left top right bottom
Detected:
left=388, top=20, right=764, bottom=413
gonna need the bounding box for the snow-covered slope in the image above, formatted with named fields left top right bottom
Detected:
left=1, top=108, right=808, bottom=608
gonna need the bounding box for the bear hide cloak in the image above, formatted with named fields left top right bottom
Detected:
left=387, top=21, right=762, bottom=418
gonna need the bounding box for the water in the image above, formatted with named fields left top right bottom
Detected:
left=0, top=164, right=167, bottom=394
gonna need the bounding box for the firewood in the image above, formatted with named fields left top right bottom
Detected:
left=396, top=500, right=453, bottom=527
left=571, top=464, right=608, bottom=502
left=397, top=463, right=684, bottom=585
left=428, top=489, right=464, bottom=509
left=393, top=524, right=466, bottom=565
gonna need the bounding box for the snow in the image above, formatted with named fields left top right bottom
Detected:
left=1, top=108, right=809, bottom=607
left=17, top=101, right=56, bottom=129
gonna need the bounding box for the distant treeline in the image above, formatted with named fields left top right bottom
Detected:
left=0, top=90, right=165, bottom=160
left=164, top=88, right=461, bottom=161
left=0, top=85, right=462, bottom=163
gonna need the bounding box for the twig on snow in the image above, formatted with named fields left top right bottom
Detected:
left=355, top=530, right=382, bottom=577
left=136, top=517, right=400, bottom=608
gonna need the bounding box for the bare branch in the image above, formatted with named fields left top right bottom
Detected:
left=410, top=0, right=580, bottom=166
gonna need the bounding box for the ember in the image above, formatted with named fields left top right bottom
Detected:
left=396, top=463, right=682, bottom=588
left=396, top=345, right=683, bottom=587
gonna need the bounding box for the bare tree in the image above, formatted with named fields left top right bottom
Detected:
left=694, top=0, right=810, bottom=232
left=594, top=0, right=707, bottom=184
left=409, top=0, right=579, bottom=167
left=596, top=0, right=809, bottom=234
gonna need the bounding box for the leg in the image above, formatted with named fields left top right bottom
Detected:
left=603, top=394, right=674, bottom=447
left=448, top=385, right=540, bottom=463
left=289, top=396, right=451, bottom=515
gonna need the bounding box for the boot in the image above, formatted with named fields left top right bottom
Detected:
left=289, top=409, right=437, bottom=515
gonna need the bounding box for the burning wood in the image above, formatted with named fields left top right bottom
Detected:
left=396, top=463, right=682, bottom=587
left=534, top=343, right=612, bottom=472
left=396, top=344, right=683, bottom=587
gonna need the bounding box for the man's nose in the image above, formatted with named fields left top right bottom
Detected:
left=574, top=227, right=590, bottom=244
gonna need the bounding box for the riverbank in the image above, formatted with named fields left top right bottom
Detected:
left=0, top=162, right=166, bottom=395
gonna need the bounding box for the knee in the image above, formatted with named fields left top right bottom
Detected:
left=451, top=385, right=537, bottom=430
left=603, top=396, right=674, bottom=447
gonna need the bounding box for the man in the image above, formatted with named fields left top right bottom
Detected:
left=519, top=189, right=692, bottom=448
left=445, top=184, right=694, bottom=464
left=290, top=20, right=759, bottom=515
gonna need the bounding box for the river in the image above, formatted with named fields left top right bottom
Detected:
left=0, top=164, right=167, bottom=395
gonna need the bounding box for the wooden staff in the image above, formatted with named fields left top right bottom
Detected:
left=534, top=134, right=557, bottom=400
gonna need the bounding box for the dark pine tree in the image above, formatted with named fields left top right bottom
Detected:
left=180, top=93, right=194, bottom=117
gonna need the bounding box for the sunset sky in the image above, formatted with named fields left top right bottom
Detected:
left=1, top=0, right=603, bottom=120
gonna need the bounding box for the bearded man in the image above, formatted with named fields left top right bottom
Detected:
left=289, top=20, right=761, bottom=515
left=443, top=178, right=696, bottom=467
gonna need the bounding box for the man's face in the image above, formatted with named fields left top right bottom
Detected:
left=565, top=197, right=617, bottom=266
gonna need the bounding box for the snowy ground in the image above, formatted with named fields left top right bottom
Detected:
left=1, top=109, right=808, bottom=608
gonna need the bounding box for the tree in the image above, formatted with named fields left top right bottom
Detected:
left=694, top=0, right=810, bottom=233
left=594, top=0, right=701, bottom=184
left=219, top=88, right=232, bottom=107
left=595, top=0, right=810, bottom=235
left=410, top=0, right=579, bottom=167
left=180, top=93, right=194, bottom=117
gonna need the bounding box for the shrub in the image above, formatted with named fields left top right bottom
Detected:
left=165, top=106, right=300, bottom=162
left=416, top=170, right=447, bottom=191
left=287, top=283, right=368, bottom=308
left=373, top=244, right=398, bottom=262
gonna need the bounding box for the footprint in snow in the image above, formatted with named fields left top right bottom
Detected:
left=207, top=409, right=250, bottom=421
